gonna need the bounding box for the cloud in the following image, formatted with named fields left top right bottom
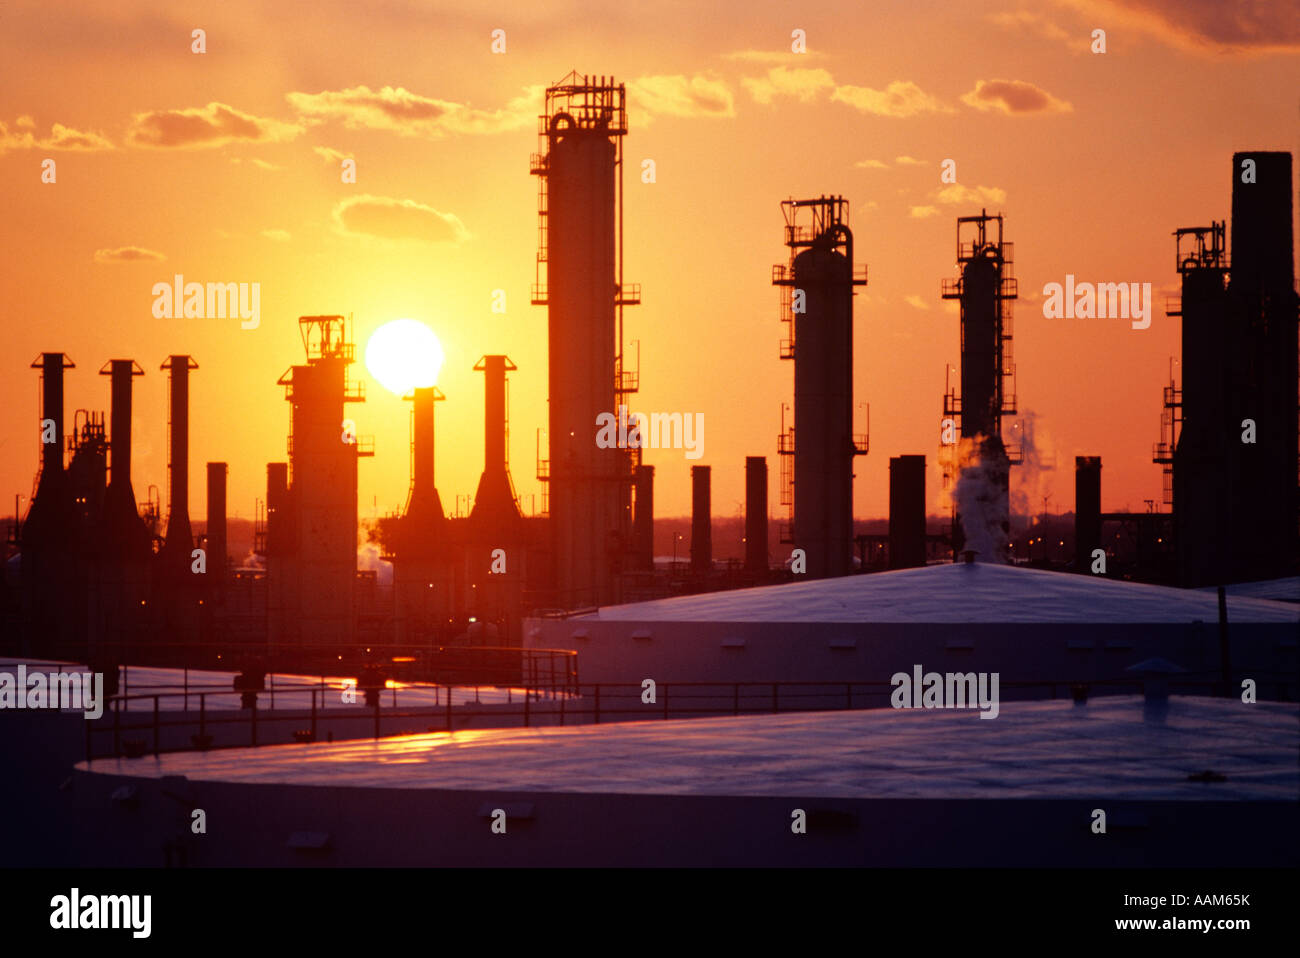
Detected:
left=287, top=85, right=539, bottom=137
left=855, top=159, right=889, bottom=169
left=1052, top=0, right=1300, bottom=54
left=261, top=229, right=291, bottom=242
left=910, top=205, right=940, bottom=218
left=935, top=184, right=1007, bottom=205
left=313, top=146, right=350, bottom=163
left=628, top=74, right=735, bottom=119
left=960, top=79, right=1073, bottom=114
left=127, top=102, right=304, bottom=148
left=2, top=120, right=114, bottom=154
left=742, top=67, right=835, bottom=104
left=93, top=246, right=166, bottom=263
left=987, top=11, right=1073, bottom=43
left=40, top=123, right=115, bottom=151
left=895, top=155, right=926, bottom=166
left=905, top=294, right=930, bottom=310
left=230, top=157, right=282, bottom=170
left=831, top=81, right=951, bottom=117
left=723, top=49, right=827, bottom=63
left=332, top=194, right=468, bottom=244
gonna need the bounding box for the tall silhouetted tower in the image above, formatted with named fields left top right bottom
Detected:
left=531, top=72, right=640, bottom=608
left=273, top=316, right=372, bottom=647
left=940, top=211, right=1020, bottom=562
left=773, top=196, right=867, bottom=578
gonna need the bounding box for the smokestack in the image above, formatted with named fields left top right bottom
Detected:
left=406, top=386, right=447, bottom=528
left=34, top=353, right=70, bottom=475
left=634, top=464, right=654, bottom=571
left=160, top=355, right=198, bottom=567
left=745, top=457, right=768, bottom=574
left=889, top=455, right=926, bottom=569
left=98, top=359, right=149, bottom=557
left=20, top=353, right=76, bottom=555
left=691, top=465, right=711, bottom=572
left=206, top=462, right=227, bottom=585
left=1074, top=457, right=1102, bottom=573
left=470, top=356, right=523, bottom=536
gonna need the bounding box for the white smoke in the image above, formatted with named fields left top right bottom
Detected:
left=947, top=434, right=1010, bottom=563
left=357, top=541, right=393, bottom=587
left=1008, top=410, right=1058, bottom=520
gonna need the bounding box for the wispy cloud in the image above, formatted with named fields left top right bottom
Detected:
left=332, top=194, right=468, bottom=244
left=93, top=246, right=165, bottom=263
left=960, top=79, right=1073, bottom=114
left=127, top=102, right=304, bottom=148
left=628, top=74, right=735, bottom=119
left=910, top=205, right=940, bottom=218
left=313, top=146, right=351, bottom=163
left=935, top=184, right=1007, bottom=205
left=855, top=159, right=889, bottom=169
left=742, top=67, right=835, bottom=105
left=895, top=155, right=927, bottom=166
left=1, top=119, right=114, bottom=154
left=905, top=294, right=930, bottom=310
left=831, top=81, right=951, bottom=117
left=287, top=85, right=541, bottom=138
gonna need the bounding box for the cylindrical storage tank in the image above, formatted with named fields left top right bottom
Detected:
left=745, top=457, right=768, bottom=574
left=793, top=244, right=853, bottom=578
left=889, top=455, right=926, bottom=569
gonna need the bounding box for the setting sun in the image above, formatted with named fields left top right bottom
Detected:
left=364, top=318, right=445, bottom=396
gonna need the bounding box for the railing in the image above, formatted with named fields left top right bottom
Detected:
left=78, top=672, right=1293, bottom=763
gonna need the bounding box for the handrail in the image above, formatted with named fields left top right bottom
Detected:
left=79, top=672, right=1285, bottom=763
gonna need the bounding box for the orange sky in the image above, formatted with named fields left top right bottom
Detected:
left=3, top=0, right=1298, bottom=529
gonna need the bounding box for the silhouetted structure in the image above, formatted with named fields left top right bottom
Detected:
left=889, top=455, right=926, bottom=569
left=633, top=464, right=654, bottom=572
left=1158, top=152, right=1298, bottom=586
left=691, top=465, right=712, bottom=572
left=745, top=457, right=769, bottom=575
left=773, top=196, right=868, bottom=578
left=205, top=461, right=228, bottom=591
left=532, top=72, right=641, bottom=608
left=940, top=211, right=1020, bottom=561
left=1074, top=456, right=1102, bottom=572
left=271, top=317, right=372, bottom=648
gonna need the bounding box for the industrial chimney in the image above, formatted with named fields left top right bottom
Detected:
left=1074, top=457, right=1102, bottom=574
left=745, top=457, right=768, bottom=575
left=691, top=465, right=712, bottom=573
left=206, top=462, right=227, bottom=588
left=889, top=455, right=926, bottom=570
left=159, top=355, right=198, bottom=573
left=469, top=355, right=524, bottom=540
left=98, top=359, right=151, bottom=559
